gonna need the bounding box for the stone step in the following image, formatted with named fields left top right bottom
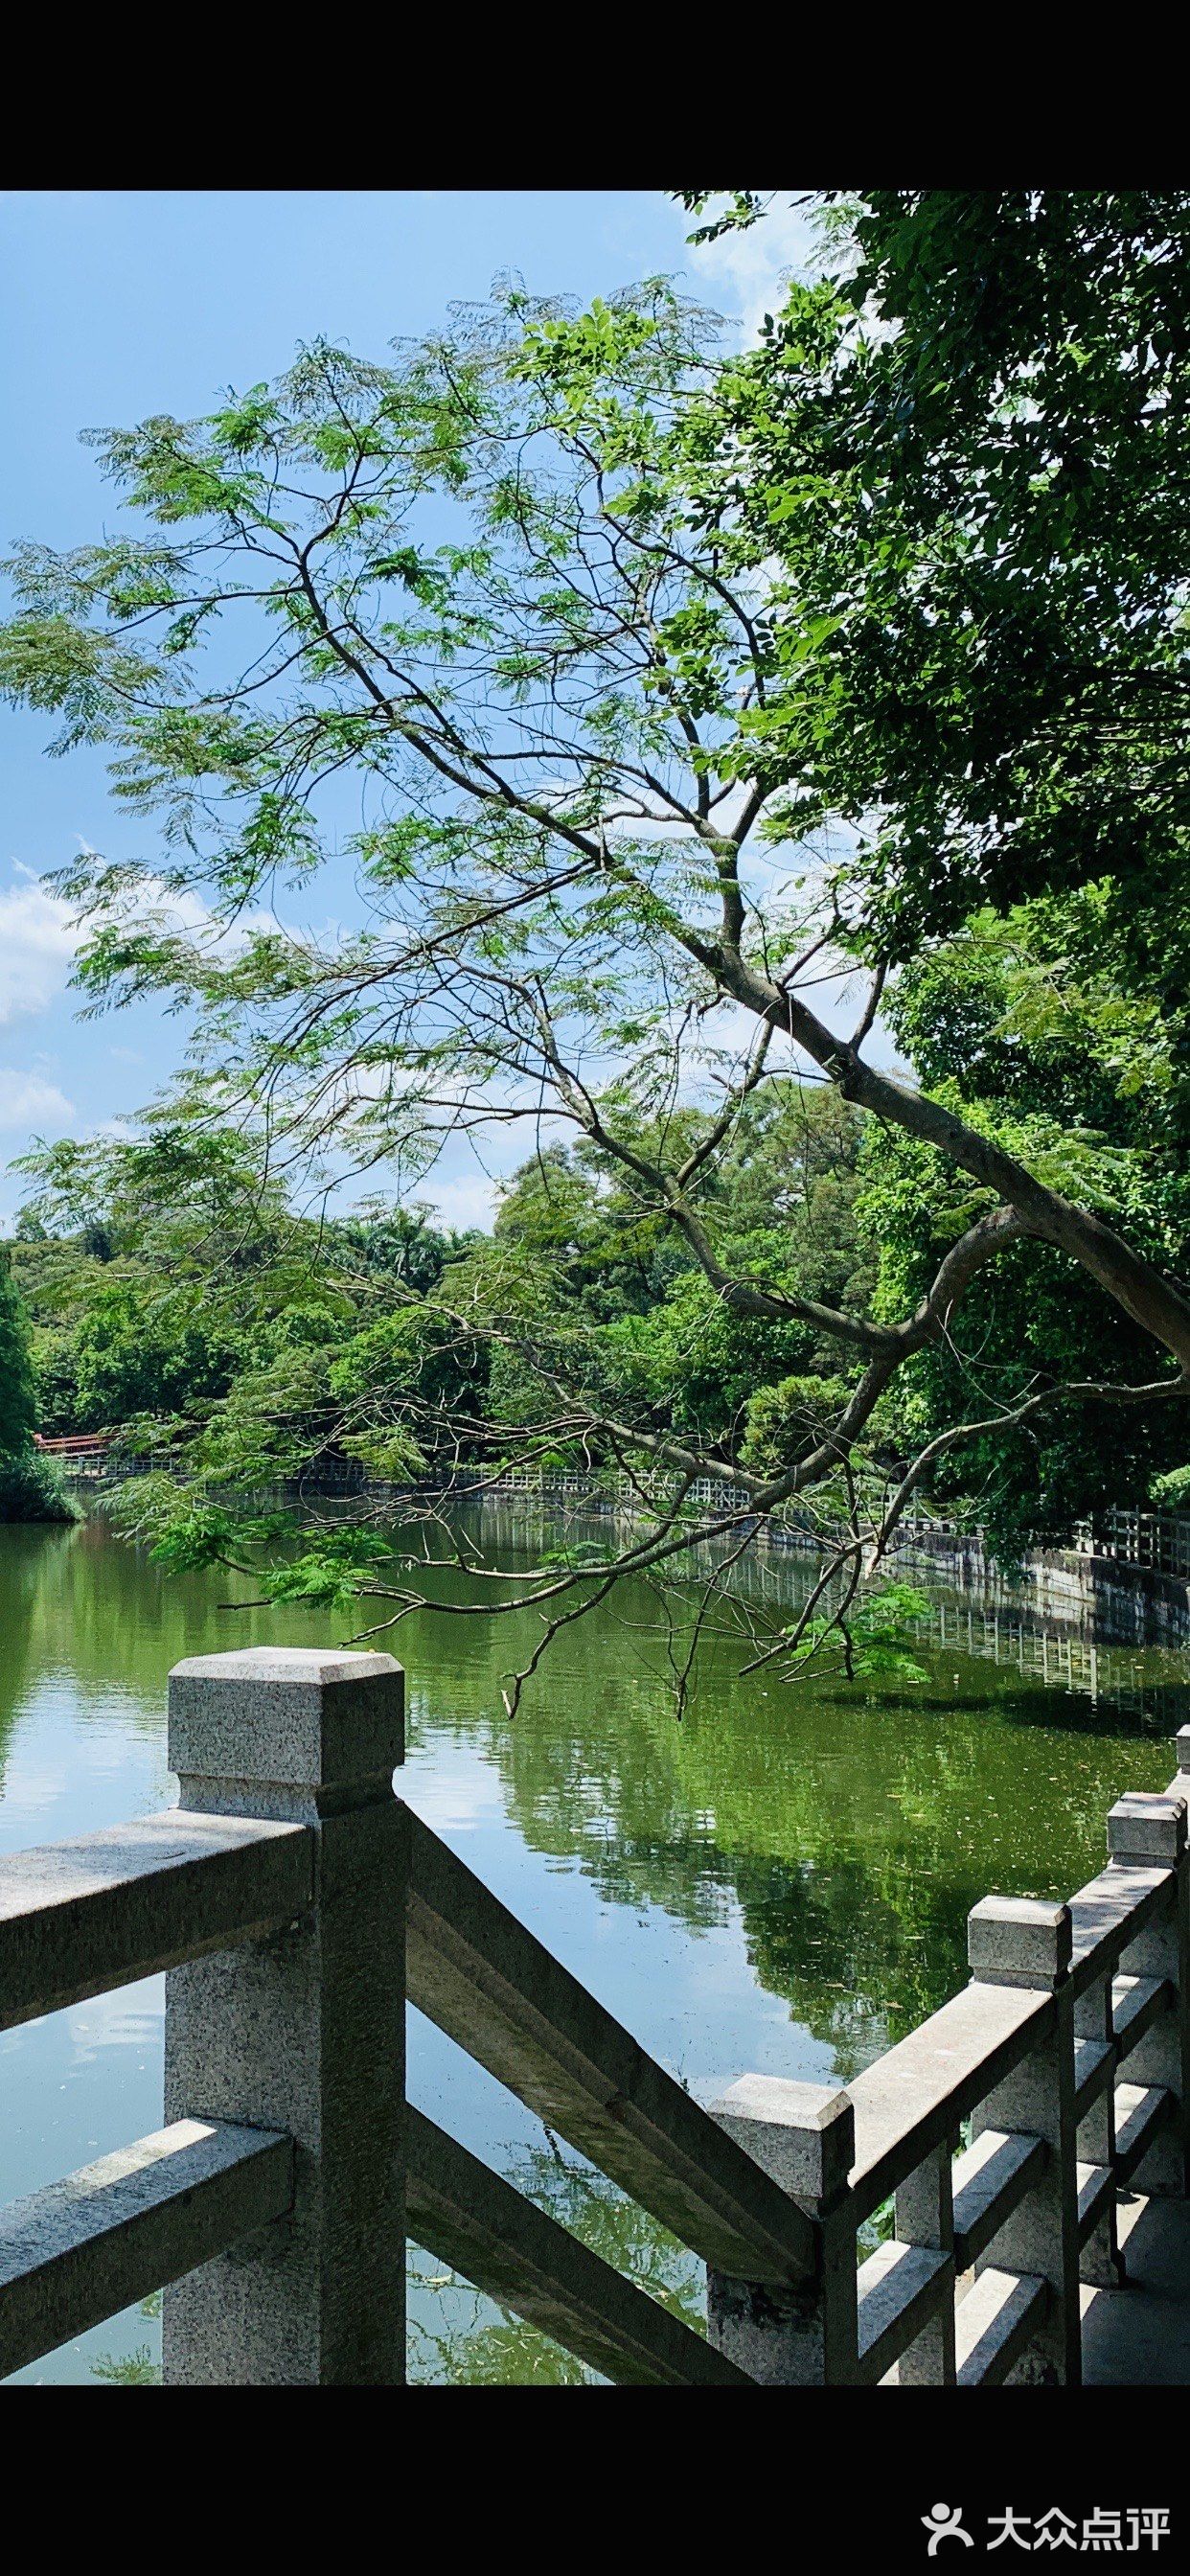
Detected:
left=856, top=2239, right=952, bottom=2386
left=955, top=2266, right=1048, bottom=2386
left=1115, top=2082, right=1175, bottom=2188
left=1111, top=1972, right=1175, bottom=2062
left=952, top=2128, right=1046, bottom=2270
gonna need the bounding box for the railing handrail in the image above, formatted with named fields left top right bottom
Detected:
left=0, top=1811, right=311, bottom=2035
left=404, top=1805, right=816, bottom=2288
left=404, top=2106, right=749, bottom=2387
left=33, top=1431, right=110, bottom=1454
left=0, top=1654, right=1187, bottom=2387
left=846, top=1980, right=1055, bottom=2225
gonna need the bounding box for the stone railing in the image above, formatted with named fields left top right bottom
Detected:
left=64, top=1441, right=1190, bottom=1598
left=712, top=1760, right=1190, bottom=2385
left=1077, top=1507, right=1190, bottom=1582
left=0, top=1645, right=1186, bottom=2385
left=483, top=1466, right=1190, bottom=1572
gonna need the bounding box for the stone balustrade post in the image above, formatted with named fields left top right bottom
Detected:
left=704, top=2076, right=858, bottom=2384
left=1073, top=1960, right=1123, bottom=2288
left=1110, top=1790, right=1190, bottom=2199
left=894, top=2140, right=956, bottom=2381
left=161, top=1646, right=407, bottom=2385
left=968, top=1895, right=1080, bottom=2385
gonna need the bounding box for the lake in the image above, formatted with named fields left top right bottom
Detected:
left=2, top=1506, right=1185, bottom=2382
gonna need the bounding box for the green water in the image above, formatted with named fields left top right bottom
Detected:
left=1, top=1510, right=1185, bottom=2383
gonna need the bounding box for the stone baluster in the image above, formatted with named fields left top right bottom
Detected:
left=894, top=2139, right=956, bottom=2381
left=161, top=1645, right=407, bottom=2385
left=704, top=2076, right=858, bottom=2384
left=1073, top=1960, right=1123, bottom=2288
left=1110, top=1791, right=1190, bottom=2200
left=968, top=1895, right=1080, bottom=2384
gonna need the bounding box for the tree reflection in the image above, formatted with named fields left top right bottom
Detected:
left=407, top=2135, right=705, bottom=2387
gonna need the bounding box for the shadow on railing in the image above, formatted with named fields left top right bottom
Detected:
left=0, top=1647, right=1187, bottom=2385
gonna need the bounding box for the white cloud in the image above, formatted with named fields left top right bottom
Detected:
left=691, top=192, right=823, bottom=346
left=0, top=852, right=272, bottom=1039
left=0, top=855, right=332, bottom=1039
left=420, top=1173, right=498, bottom=1233
left=0, top=1068, right=76, bottom=1132
left=0, top=871, right=79, bottom=1026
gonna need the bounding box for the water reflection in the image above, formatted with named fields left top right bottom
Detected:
left=1, top=1512, right=1184, bottom=2382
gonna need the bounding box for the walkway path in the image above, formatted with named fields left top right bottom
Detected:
left=1082, top=2195, right=1190, bottom=2383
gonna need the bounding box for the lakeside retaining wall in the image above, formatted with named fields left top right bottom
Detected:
left=888, top=1525, right=1190, bottom=1648
left=64, top=1449, right=1190, bottom=1650
left=473, top=1476, right=1190, bottom=1651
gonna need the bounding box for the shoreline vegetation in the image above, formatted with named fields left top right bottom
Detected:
left=0, top=1449, right=76, bottom=1524
left=0, top=1240, right=75, bottom=1522
left=19, top=1446, right=1190, bottom=1659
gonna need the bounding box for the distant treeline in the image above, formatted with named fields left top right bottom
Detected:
left=10, top=1068, right=1190, bottom=1560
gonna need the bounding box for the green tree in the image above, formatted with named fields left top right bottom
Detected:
left=0, top=1242, right=73, bottom=1523
left=69, top=1279, right=236, bottom=1431
left=12, top=1140, right=490, bottom=1502
left=693, top=190, right=1190, bottom=949
left=682, top=188, right=1190, bottom=1543
left=0, top=1245, right=36, bottom=1454
left=857, top=895, right=1190, bottom=1552
left=5, top=203, right=1190, bottom=1668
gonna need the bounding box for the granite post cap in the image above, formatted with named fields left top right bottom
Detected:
left=1108, top=1791, right=1186, bottom=1868
left=968, top=1894, right=1071, bottom=1990
left=169, top=1646, right=404, bottom=1787
left=707, top=2074, right=854, bottom=2205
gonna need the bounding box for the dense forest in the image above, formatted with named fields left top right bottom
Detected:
left=10, top=1031, right=1190, bottom=1565
left=0, top=1243, right=73, bottom=1521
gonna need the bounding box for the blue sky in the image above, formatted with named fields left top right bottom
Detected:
left=0, top=190, right=812, bottom=1231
